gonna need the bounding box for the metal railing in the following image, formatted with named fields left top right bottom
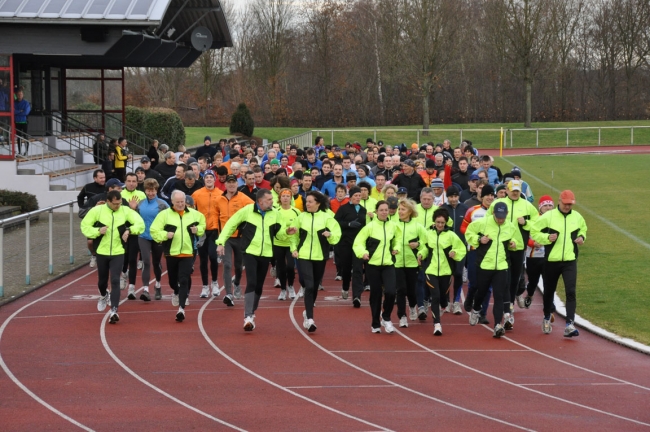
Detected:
left=278, top=131, right=313, bottom=150
left=0, top=201, right=75, bottom=296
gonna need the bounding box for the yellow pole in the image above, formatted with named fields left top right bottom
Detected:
left=499, top=127, right=503, bottom=157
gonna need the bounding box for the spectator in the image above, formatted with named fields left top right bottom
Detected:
left=155, top=151, right=177, bottom=181
left=194, top=136, right=217, bottom=160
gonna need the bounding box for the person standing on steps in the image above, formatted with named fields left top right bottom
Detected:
left=290, top=191, right=341, bottom=333
left=531, top=190, right=587, bottom=338
left=81, top=190, right=144, bottom=324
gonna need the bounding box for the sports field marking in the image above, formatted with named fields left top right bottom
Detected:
left=100, top=277, right=247, bottom=431
left=287, top=298, right=535, bottom=431
left=196, top=298, right=395, bottom=432
left=285, top=385, right=396, bottom=389
left=331, top=349, right=528, bottom=353
left=501, top=156, right=650, bottom=251
left=0, top=270, right=97, bottom=432
left=519, top=383, right=627, bottom=387
left=396, top=329, right=650, bottom=427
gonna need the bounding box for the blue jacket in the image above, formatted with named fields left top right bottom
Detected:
left=137, top=197, right=169, bottom=240
left=14, top=99, right=31, bottom=123
left=476, top=167, right=499, bottom=185
left=321, top=178, right=344, bottom=198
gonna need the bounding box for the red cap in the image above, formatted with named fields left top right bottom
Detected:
left=538, top=195, right=554, bottom=210
left=560, top=190, right=575, bottom=204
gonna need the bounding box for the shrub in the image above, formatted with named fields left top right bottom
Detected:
left=230, top=103, right=255, bottom=137
left=0, top=190, right=39, bottom=213
left=125, top=106, right=186, bottom=151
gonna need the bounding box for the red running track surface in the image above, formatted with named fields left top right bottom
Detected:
left=1, top=261, right=649, bottom=431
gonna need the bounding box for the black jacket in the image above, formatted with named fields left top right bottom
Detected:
left=238, top=184, right=259, bottom=200
left=441, top=202, right=469, bottom=244
left=147, top=146, right=161, bottom=168
left=77, top=181, right=106, bottom=207
left=144, top=168, right=163, bottom=182
left=155, top=162, right=177, bottom=182
left=452, top=171, right=470, bottom=191
left=392, top=172, right=426, bottom=202
left=334, top=202, right=367, bottom=246
left=194, top=145, right=217, bottom=161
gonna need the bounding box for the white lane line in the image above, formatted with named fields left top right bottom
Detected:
left=197, top=298, right=394, bottom=432
left=287, top=298, right=535, bottom=431
left=100, top=275, right=246, bottom=431
left=330, top=349, right=528, bottom=353
left=285, top=385, right=395, bottom=389
left=0, top=270, right=97, bottom=431
left=519, top=383, right=627, bottom=387
left=501, top=155, right=650, bottom=250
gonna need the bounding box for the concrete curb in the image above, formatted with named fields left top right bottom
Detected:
left=0, top=260, right=92, bottom=308
left=538, top=278, right=650, bottom=355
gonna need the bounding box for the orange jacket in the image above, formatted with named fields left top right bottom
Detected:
left=216, top=191, right=254, bottom=237
left=192, top=187, right=223, bottom=231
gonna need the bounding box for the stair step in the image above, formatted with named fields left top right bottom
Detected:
left=49, top=185, right=67, bottom=191
left=17, top=168, right=36, bottom=175
left=17, top=151, right=73, bottom=163
left=47, top=164, right=100, bottom=179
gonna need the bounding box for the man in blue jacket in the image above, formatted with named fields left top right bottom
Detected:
left=14, top=90, right=31, bottom=155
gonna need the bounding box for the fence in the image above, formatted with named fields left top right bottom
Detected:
left=278, top=126, right=650, bottom=150
left=0, top=200, right=75, bottom=296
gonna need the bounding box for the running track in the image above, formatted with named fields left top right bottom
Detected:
left=1, top=261, right=649, bottom=431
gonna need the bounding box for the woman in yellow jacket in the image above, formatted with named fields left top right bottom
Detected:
left=393, top=199, right=429, bottom=329
left=290, top=191, right=341, bottom=333
left=276, top=188, right=301, bottom=300
left=424, top=208, right=466, bottom=336
left=353, top=200, right=400, bottom=334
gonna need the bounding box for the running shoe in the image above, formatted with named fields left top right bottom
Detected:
left=120, top=272, right=128, bottom=290
left=288, top=285, right=296, bottom=299
left=550, top=313, right=555, bottom=323
left=469, top=310, right=481, bottom=326
left=200, top=285, right=210, bottom=298
left=463, top=296, right=473, bottom=312
left=524, top=296, right=533, bottom=309
left=444, top=304, right=451, bottom=314
left=371, top=327, right=381, bottom=334
left=399, top=316, right=408, bottom=328
left=334, top=275, right=342, bottom=281
left=270, top=266, right=277, bottom=278
left=185, top=297, right=190, bottom=306
left=140, top=289, right=151, bottom=302
left=433, top=323, right=443, bottom=336
left=452, top=302, right=462, bottom=315
left=564, top=322, right=579, bottom=338
left=542, top=318, right=552, bottom=334
left=302, top=310, right=309, bottom=329
left=223, top=294, right=234, bottom=307
left=503, top=313, right=513, bottom=330
left=307, top=319, right=317, bottom=333
left=243, top=316, right=255, bottom=331
left=440, top=305, right=446, bottom=317
left=234, top=285, right=242, bottom=299
left=154, top=284, right=162, bottom=300
left=109, top=307, right=119, bottom=324
left=318, top=284, right=324, bottom=291
left=278, top=290, right=287, bottom=300
left=298, top=286, right=304, bottom=297
left=127, top=284, right=136, bottom=300
left=409, top=306, right=417, bottom=321
left=341, top=289, right=349, bottom=300
left=418, top=306, right=427, bottom=321
left=175, top=307, right=185, bottom=322
left=364, top=285, right=370, bottom=291
left=516, top=295, right=525, bottom=309
left=478, top=315, right=490, bottom=325
left=274, top=278, right=281, bottom=288
left=97, top=292, right=110, bottom=312
left=137, top=260, right=143, bottom=270
left=89, top=256, right=97, bottom=268
left=353, top=297, right=361, bottom=308
left=381, top=319, right=395, bottom=334
left=493, top=324, right=505, bottom=338
left=172, top=294, right=179, bottom=307
left=211, top=281, right=221, bottom=297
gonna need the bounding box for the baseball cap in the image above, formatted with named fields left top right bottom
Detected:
left=387, top=196, right=399, bottom=209
left=469, top=173, right=480, bottom=181
left=397, top=187, right=408, bottom=195
left=431, top=179, right=444, bottom=189
left=539, top=195, right=554, bottom=209
left=560, top=190, right=575, bottom=204
left=135, top=166, right=145, bottom=173
left=508, top=180, right=522, bottom=191
left=511, top=168, right=522, bottom=178
left=106, top=178, right=124, bottom=188
left=225, top=174, right=238, bottom=182
left=493, top=202, right=508, bottom=218
left=140, top=156, right=150, bottom=163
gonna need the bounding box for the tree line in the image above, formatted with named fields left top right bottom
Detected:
left=125, top=0, right=650, bottom=130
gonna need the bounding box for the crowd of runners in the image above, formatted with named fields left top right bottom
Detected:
left=78, top=136, right=587, bottom=339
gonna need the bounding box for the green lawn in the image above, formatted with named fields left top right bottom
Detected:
left=496, top=154, right=650, bottom=345
left=186, top=120, right=650, bottom=149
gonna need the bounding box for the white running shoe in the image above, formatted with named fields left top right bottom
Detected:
left=504, top=313, right=514, bottom=330
left=433, top=323, right=443, bottom=336
left=108, top=307, right=119, bottom=324
left=234, top=285, right=242, bottom=299
left=270, top=266, right=277, bottom=278
left=318, top=284, right=324, bottom=291
left=172, top=294, right=179, bottom=307
left=440, top=305, right=446, bottom=316
left=417, top=306, right=427, bottom=320
left=334, top=275, right=342, bottom=281
left=274, top=278, right=281, bottom=288
left=137, top=260, right=143, bottom=270
left=127, top=284, right=136, bottom=300
left=298, top=286, right=304, bottom=297
left=371, top=327, right=381, bottom=333
left=307, top=319, right=317, bottom=332
left=469, top=310, right=480, bottom=326
left=223, top=294, right=235, bottom=307
left=155, top=281, right=161, bottom=289
left=185, top=297, right=190, bottom=306
left=364, top=285, right=370, bottom=291
left=452, top=302, right=462, bottom=315
left=564, top=322, right=579, bottom=337
left=212, top=282, right=221, bottom=297
left=302, top=310, right=309, bottom=329
left=542, top=318, right=552, bottom=334
left=493, top=324, right=506, bottom=338
left=381, top=319, right=395, bottom=334
left=120, top=272, right=128, bottom=290
left=200, top=285, right=210, bottom=298
left=409, top=306, right=417, bottom=321
left=175, top=307, right=185, bottom=322
left=89, top=256, right=97, bottom=268
left=516, top=295, right=525, bottom=309
left=444, top=304, right=451, bottom=314
left=399, top=316, right=408, bottom=328
left=287, top=285, right=296, bottom=299
left=278, top=290, right=287, bottom=300
left=341, top=290, right=348, bottom=300
left=97, top=292, right=110, bottom=311
left=243, top=316, right=255, bottom=331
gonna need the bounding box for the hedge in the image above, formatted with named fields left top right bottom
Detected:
left=230, top=103, right=255, bottom=138
left=0, top=190, right=39, bottom=213
left=125, top=106, right=186, bottom=151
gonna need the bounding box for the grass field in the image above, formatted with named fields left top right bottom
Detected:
left=186, top=120, right=650, bottom=149
left=496, top=154, right=650, bottom=345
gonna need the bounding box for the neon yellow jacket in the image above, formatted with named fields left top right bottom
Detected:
left=276, top=206, right=301, bottom=247
left=121, top=188, right=146, bottom=204
left=393, top=218, right=429, bottom=268
left=80, top=204, right=144, bottom=256
left=531, top=208, right=587, bottom=262
left=424, top=228, right=466, bottom=276
left=487, top=197, right=538, bottom=251
left=353, top=218, right=400, bottom=266
left=216, top=204, right=288, bottom=258
left=465, top=216, right=519, bottom=271
left=290, top=210, right=341, bottom=260
left=150, top=207, right=206, bottom=256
